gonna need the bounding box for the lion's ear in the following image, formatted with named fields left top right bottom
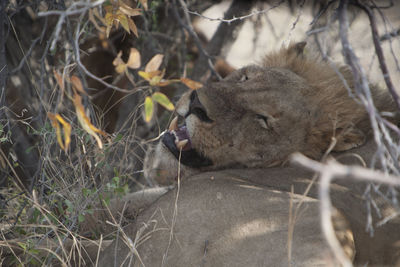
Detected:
left=288, top=41, right=307, bottom=56
left=333, top=127, right=366, bottom=152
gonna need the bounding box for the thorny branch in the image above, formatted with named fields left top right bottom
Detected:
left=186, top=0, right=284, bottom=24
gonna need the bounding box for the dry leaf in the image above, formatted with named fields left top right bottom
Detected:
left=139, top=0, right=148, bottom=11
left=138, top=70, right=161, bottom=81
left=53, top=70, right=64, bottom=91
left=73, top=92, right=107, bottom=149
left=180, top=77, right=203, bottom=90
left=55, top=114, right=71, bottom=152
left=47, top=112, right=71, bottom=152
left=128, top=18, right=138, bottom=37
left=145, top=54, right=164, bottom=73
left=116, top=12, right=130, bottom=33
left=70, top=75, right=87, bottom=95
left=119, top=1, right=141, bottom=16
left=48, top=113, right=64, bottom=150
left=113, top=51, right=127, bottom=73
left=126, top=48, right=141, bottom=69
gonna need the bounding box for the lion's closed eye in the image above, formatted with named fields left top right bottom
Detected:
left=240, top=74, right=248, bottom=82
left=255, top=114, right=272, bottom=130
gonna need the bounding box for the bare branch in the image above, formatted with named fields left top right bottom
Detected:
left=190, top=0, right=255, bottom=81
left=379, top=28, right=400, bottom=41
left=38, top=0, right=105, bottom=51
left=357, top=0, right=400, bottom=111
left=292, top=152, right=400, bottom=267
left=73, top=15, right=134, bottom=93
left=292, top=153, right=400, bottom=186
left=172, top=0, right=222, bottom=80
left=186, top=0, right=284, bottom=24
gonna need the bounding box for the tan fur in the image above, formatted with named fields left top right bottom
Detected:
left=98, top=44, right=400, bottom=266
left=263, top=43, right=391, bottom=157
left=145, top=42, right=395, bottom=185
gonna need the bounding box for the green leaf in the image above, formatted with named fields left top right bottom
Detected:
left=17, top=242, right=27, bottom=250
left=144, top=96, right=154, bottom=122
left=65, top=199, right=73, bottom=213
left=78, top=214, right=85, bottom=223
left=152, top=92, right=174, bottom=111
left=114, top=133, right=123, bottom=142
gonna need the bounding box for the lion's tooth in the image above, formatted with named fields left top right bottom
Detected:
left=176, top=139, right=188, bottom=150
left=169, top=116, right=178, bottom=131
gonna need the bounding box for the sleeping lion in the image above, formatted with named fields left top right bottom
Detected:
left=144, top=41, right=393, bottom=185
left=98, top=43, right=399, bottom=266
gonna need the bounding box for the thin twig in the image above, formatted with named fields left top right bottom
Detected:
left=186, top=0, right=284, bottom=24
left=172, top=0, right=221, bottom=80
left=73, top=15, right=133, bottom=93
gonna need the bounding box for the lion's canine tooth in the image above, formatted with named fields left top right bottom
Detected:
left=169, top=116, right=178, bottom=131
left=176, top=139, right=188, bottom=150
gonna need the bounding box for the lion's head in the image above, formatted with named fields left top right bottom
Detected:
left=145, top=42, right=393, bottom=184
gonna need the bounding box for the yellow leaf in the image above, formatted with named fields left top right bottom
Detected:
left=105, top=11, right=114, bottom=27
left=145, top=54, right=164, bottom=73
left=150, top=75, right=162, bottom=86
left=180, top=77, right=203, bottom=90
left=144, top=96, right=154, bottom=122
left=119, top=1, right=142, bottom=16
left=73, top=93, right=107, bottom=149
left=128, top=18, right=138, bottom=37
left=152, top=92, right=174, bottom=111
left=47, top=113, right=71, bottom=152
left=55, top=114, right=71, bottom=152
left=138, top=70, right=161, bottom=81
left=126, top=48, right=141, bottom=69
left=116, top=12, right=130, bottom=33
left=139, top=0, right=148, bottom=11
left=138, top=71, right=150, bottom=81
left=48, top=113, right=64, bottom=150
left=70, top=75, right=87, bottom=95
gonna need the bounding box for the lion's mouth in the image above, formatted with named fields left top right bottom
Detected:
left=162, top=116, right=213, bottom=168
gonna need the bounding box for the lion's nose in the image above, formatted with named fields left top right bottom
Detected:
left=187, top=91, right=213, bottom=123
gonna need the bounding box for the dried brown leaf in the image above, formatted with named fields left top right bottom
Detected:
left=145, top=54, right=164, bottom=73
left=70, top=75, right=87, bottom=95
left=126, top=48, right=141, bottom=69
left=128, top=18, right=138, bottom=37
left=139, top=0, right=148, bottom=11
left=180, top=77, right=203, bottom=90
left=119, top=1, right=142, bottom=16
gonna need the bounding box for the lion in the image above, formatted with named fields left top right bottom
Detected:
left=96, top=43, right=400, bottom=266
left=144, top=42, right=392, bottom=185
